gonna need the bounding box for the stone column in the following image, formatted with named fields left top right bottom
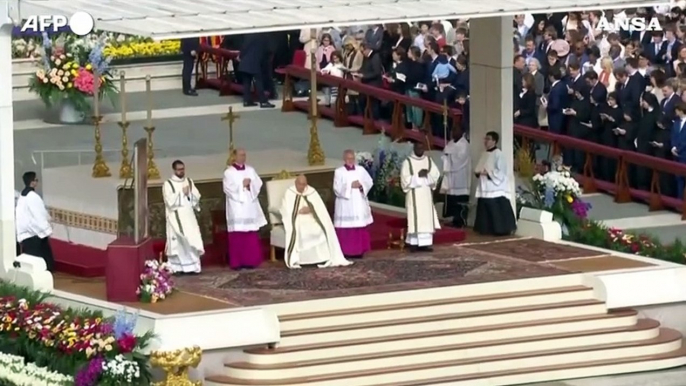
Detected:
left=468, top=16, right=516, bottom=218
left=0, top=23, right=15, bottom=276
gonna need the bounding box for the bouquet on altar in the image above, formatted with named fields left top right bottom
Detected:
left=137, top=259, right=175, bottom=303
left=355, top=132, right=412, bottom=207
left=516, top=153, right=591, bottom=232
left=28, top=33, right=118, bottom=114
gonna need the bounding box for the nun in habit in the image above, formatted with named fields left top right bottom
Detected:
left=473, top=131, right=517, bottom=236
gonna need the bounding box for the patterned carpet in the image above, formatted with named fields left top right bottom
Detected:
left=461, top=239, right=607, bottom=262
left=173, top=246, right=571, bottom=307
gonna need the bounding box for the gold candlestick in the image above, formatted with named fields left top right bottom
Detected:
left=118, top=122, right=132, bottom=178
left=92, top=115, right=111, bottom=178
left=221, top=106, right=240, bottom=165
left=118, top=72, right=132, bottom=179
left=150, top=346, right=202, bottom=386
left=144, top=126, right=161, bottom=180
left=307, top=28, right=325, bottom=166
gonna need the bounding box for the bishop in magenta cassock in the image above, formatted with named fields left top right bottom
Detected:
left=333, top=150, right=374, bottom=258
left=222, top=149, right=267, bottom=269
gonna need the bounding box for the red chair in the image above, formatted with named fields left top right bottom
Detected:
left=292, top=50, right=307, bottom=67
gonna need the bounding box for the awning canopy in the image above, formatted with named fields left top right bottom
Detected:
left=19, top=0, right=670, bottom=40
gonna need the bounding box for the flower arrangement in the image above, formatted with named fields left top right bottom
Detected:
left=517, top=158, right=590, bottom=232
left=355, top=133, right=411, bottom=207
left=28, top=34, right=118, bottom=114
left=104, top=40, right=181, bottom=59
left=0, top=282, right=153, bottom=383
left=12, top=31, right=181, bottom=60
left=0, top=352, right=73, bottom=386
left=137, top=260, right=175, bottom=303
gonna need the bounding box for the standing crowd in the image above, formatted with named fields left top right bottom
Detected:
left=211, top=5, right=686, bottom=200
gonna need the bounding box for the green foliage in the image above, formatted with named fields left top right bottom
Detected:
left=0, top=281, right=153, bottom=382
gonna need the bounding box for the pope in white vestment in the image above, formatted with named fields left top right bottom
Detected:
left=163, top=161, right=204, bottom=274
left=400, top=141, right=441, bottom=251
left=440, top=132, right=471, bottom=227
left=280, top=175, right=352, bottom=269
left=15, top=172, right=54, bottom=271
left=223, top=149, right=267, bottom=270
left=333, top=150, right=374, bottom=258
left=474, top=131, right=517, bottom=236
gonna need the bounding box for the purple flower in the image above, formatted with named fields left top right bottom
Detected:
left=75, top=357, right=104, bottom=386
left=571, top=199, right=592, bottom=219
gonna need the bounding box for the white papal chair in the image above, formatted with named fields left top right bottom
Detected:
left=265, top=172, right=296, bottom=262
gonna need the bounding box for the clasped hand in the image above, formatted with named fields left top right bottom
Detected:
left=351, top=180, right=362, bottom=189
left=418, top=169, right=429, bottom=178
left=182, top=185, right=190, bottom=195
left=298, top=206, right=311, bottom=214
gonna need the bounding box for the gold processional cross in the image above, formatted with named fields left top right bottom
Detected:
left=222, top=106, right=240, bottom=165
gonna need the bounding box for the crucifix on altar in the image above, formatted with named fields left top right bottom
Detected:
left=222, top=106, right=240, bottom=165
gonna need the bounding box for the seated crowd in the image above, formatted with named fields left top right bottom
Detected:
left=216, top=6, right=686, bottom=199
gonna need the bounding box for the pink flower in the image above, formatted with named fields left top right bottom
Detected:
left=74, top=68, right=95, bottom=94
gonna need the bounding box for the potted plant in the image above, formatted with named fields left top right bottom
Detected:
left=28, top=34, right=117, bottom=124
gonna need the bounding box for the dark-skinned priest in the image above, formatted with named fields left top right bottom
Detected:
left=400, top=140, right=441, bottom=252
left=473, top=131, right=517, bottom=236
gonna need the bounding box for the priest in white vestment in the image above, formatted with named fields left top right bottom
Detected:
left=440, top=128, right=471, bottom=227
left=473, top=131, right=517, bottom=236
left=280, top=175, right=352, bottom=268
left=15, top=171, right=55, bottom=271
left=400, top=141, right=441, bottom=252
left=333, top=150, right=374, bottom=258
left=223, top=148, right=267, bottom=270
left=163, top=160, right=204, bottom=274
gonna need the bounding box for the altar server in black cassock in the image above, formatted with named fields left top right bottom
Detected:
left=564, top=90, right=592, bottom=172
left=15, top=172, right=54, bottom=272
left=598, top=93, right=623, bottom=182
left=473, top=131, right=517, bottom=236
left=635, top=93, right=661, bottom=190
left=180, top=38, right=199, bottom=96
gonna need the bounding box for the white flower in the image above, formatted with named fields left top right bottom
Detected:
left=0, top=352, right=73, bottom=385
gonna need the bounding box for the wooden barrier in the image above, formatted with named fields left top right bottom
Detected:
left=195, top=45, right=239, bottom=96
left=514, top=124, right=686, bottom=218
left=281, top=65, right=463, bottom=149
left=281, top=65, right=686, bottom=218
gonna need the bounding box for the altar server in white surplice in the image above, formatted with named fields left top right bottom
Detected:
left=401, top=141, right=441, bottom=252
left=280, top=175, right=352, bottom=269
left=333, top=149, right=374, bottom=258
left=163, top=160, right=204, bottom=274
left=473, top=131, right=517, bottom=236
left=15, top=171, right=54, bottom=272
left=223, top=148, right=267, bottom=270
left=440, top=128, right=471, bottom=227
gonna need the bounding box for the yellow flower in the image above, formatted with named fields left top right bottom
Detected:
left=566, top=195, right=573, bottom=203
left=71, top=70, right=77, bottom=76
left=86, top=64, right=92, bottom=70
left=72, top=63, right=79, bottom=69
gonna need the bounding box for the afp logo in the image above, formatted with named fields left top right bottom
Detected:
left=21, top=12, right=95, bottom=36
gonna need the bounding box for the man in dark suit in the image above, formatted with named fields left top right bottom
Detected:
left=238, top=33, right=275, bottom=108
left=180, top=38, right=199, bottom=96
left=353, top=43, right=383, bottom=119
left=646, top=31, right=666, bottom=66
left=513, top=55, right=525, bottom=100
left=663, top=26, right=682, bottom=77
left=661, top=80, right=679, bottom=128
left=545, top=67, right=569, bottom=134
left=567, top=61, right=588, bottom=96
left=671, top=102, right=686, bottom=199
left=614, top=68, right=642, bottom=122
left=364, top=25, right=384, bottom=51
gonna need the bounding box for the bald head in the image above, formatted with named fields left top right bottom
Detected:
left=235, top=148, right=247, bottom=165
left=295, top=174, right=308, bottom=193
left=343, top=149, right=355, bottom=166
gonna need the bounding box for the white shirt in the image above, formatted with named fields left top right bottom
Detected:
left=15, top=189, right=52, bottom=242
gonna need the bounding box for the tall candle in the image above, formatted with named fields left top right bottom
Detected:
left=93, top=74, right=100, bottom=117
left=120, top=72, right=127, bottom=122
left=145, top=75, right=152, bottom=126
